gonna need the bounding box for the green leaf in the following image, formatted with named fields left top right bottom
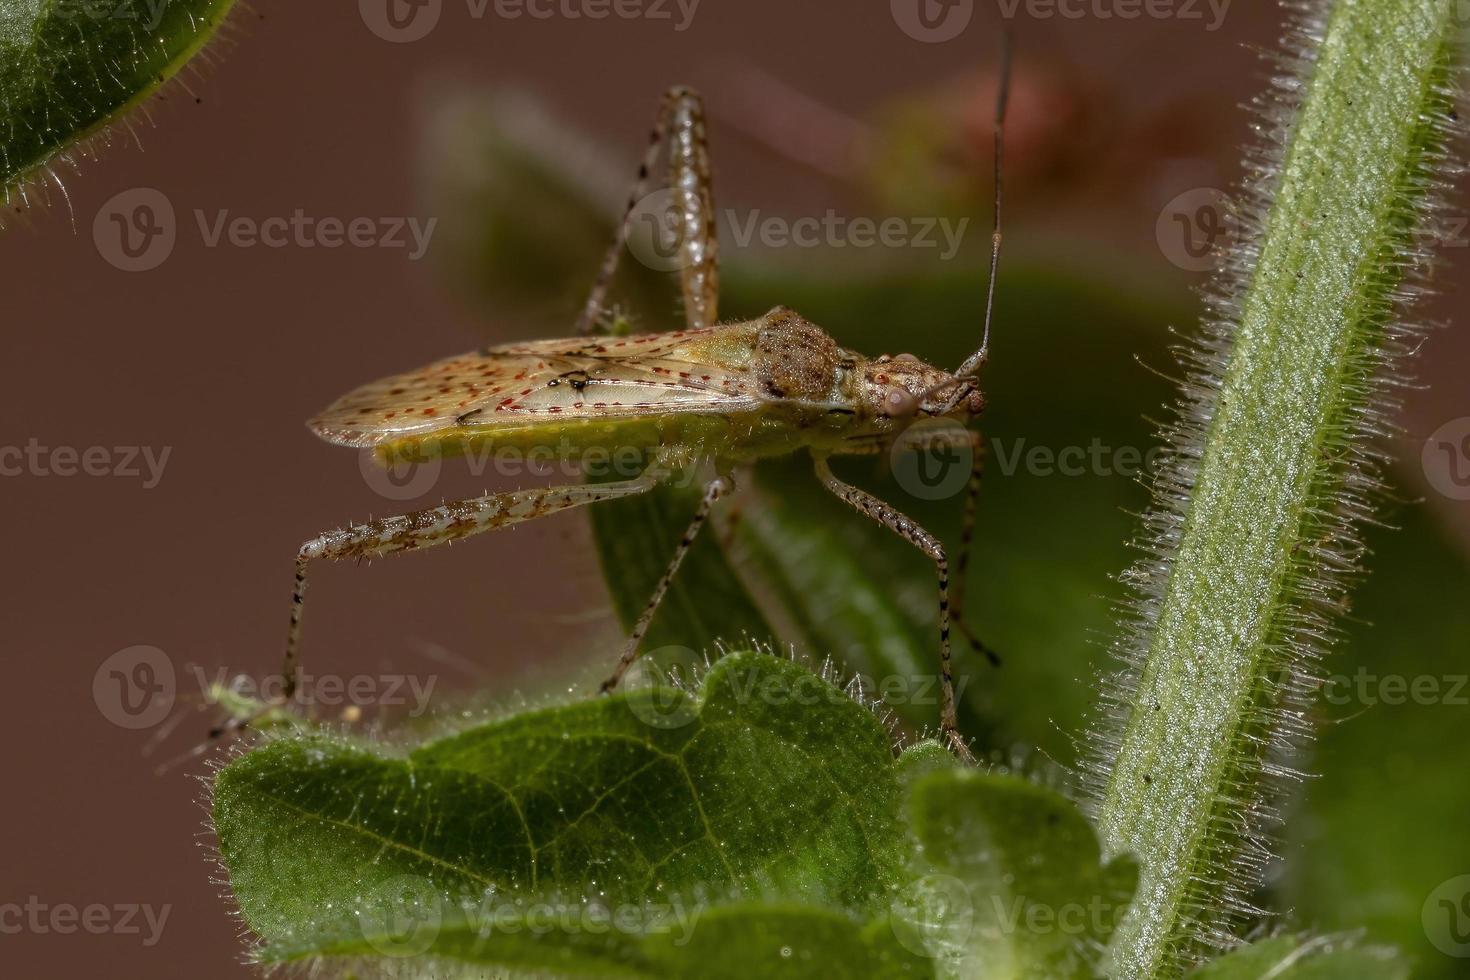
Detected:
left=900, top=769, right=1138, bottom=979
left=1, top=0, right=237, bottom=201
left=1188, top=935, right=1409, bottom=979
left=214, top=651, right=1152, bottom=978
left=1089, top=2, right=1466, bottom=974
left=214, top=652, right=912, bottom=971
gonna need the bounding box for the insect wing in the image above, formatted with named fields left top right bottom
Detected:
left=309, top=328, right=763, bottom=447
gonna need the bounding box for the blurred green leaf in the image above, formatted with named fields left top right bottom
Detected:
left=1, top=0, right=236, bottom=201
left=1187, top=935, right=1409, bottom=979
left=1277, top=505, right=1470, bottom=980
left=902, top=768, right=1137, bottom=978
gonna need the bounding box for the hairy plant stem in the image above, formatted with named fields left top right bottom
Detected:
left=1089, top=1, right=1464, bottom=975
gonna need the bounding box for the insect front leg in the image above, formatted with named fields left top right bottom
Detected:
left=948, top=429, right=1000, bottom=667
left=576, top=86, right=719, bottom=335
left=597, top=471, right=733, bottom=694
left=882, top=426, right=1000, bottom=667
left=813, top=454, right=975, bottom=763
left=224, top=472, right=663, bottom=738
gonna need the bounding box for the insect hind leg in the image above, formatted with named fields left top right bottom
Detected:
left=598, top=471, right=733, bottom=694
left=576, top=86, right=719, bottom=335
left=813, top=454, right=975, bottom=763
left=252, top=471, right=662, bottom=736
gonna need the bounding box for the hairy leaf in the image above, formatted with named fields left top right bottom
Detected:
left=1, top=0, right=236, bottom=203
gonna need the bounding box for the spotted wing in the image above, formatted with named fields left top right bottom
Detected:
left=310, top=326, right=765, bottom=447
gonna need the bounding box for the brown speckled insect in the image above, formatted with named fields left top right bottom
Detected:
left=266, top=65, right=1010, bottom=759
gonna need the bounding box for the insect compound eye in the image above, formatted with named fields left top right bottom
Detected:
left=884, top=387, right=918, bottom=418
left=893, top=353, right=920, bottom=363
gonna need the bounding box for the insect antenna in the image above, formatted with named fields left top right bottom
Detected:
left=955, top=30, right=1012, bottom=380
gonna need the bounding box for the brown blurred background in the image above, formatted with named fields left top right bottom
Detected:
left=2, top=1, right=1467, bottom=977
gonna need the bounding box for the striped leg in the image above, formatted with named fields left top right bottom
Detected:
left=856, top=426, right=999, bottom=665
left=276, top=473, right=660, bottom=709
left=814, top=455, right=974, bottom=763
left=575, top=86, right=720, bottom=335
left=948, top=430, right=1000, bottom=666
left=598, top=473, right=732, bottom=693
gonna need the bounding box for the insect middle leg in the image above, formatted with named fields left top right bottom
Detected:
left=598, top=472, right=733, bottom=694
left=271, top=471, right=662, bottom=715
left=813, top=454, right=975, bottom=762
left=576, top=86, right=719, bottom=335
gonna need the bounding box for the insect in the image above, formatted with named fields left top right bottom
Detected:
left=261, top=54, right=1011, bottom=760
